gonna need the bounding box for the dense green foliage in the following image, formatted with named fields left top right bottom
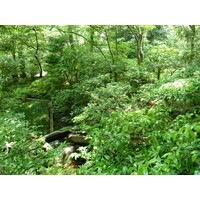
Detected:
left=0, top=112, right=69, bottom=174
left=0, top=25, right=200, bottom=175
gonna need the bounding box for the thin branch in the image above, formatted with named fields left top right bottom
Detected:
left=26, top=97, right=50, bottom=102
left=115, top=27, right=119, bottom=63
left=24, top=41, right=36, bottom=50
left=57, top=27, right=107, bottom=60
left=104, top=29, right=115, bottom=64
left=32, top=28, right=39, bottom=54
left=89, top=25, right=103, bottom=33
left=127, top=25, right=138, bottom=42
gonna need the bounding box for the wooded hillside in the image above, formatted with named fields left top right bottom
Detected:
left=0, top=25, right=200, bottom=175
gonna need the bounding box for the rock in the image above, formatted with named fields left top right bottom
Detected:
left=63, top=145, right=75, bottom=159
left=62, top=144, right=80, bottom=164
left=68, top=134, right=90, bottom=145
left=45, top=130, right=71, bottom=142
left=42, top=142, right=53, bottom=151
left=50, top=140, right=61, bottom=148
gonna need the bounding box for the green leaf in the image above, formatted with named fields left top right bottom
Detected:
left=192, top=155, right=198, bottom=162
left=122, top=166, right=128, bottom=175
left=128, top=167, right=135, bottom=174
left=104, top=155, right=110, bottom=160
left=193, top=126, right=200, bottom=133
left=184, top=126, right=196, bottom=139
left=138, top=164, right=148, bottom=175
left=148, top=157, right=159, bottom=164
left=162, top=152, right=172, bottom=158
left=194, top=171, right=200, bottom=175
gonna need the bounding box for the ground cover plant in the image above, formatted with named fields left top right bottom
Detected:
left=0, top=25, right=200, bottom=175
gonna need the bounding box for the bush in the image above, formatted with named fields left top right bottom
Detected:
left=132, top=113, right=200, bottom=175
left=0, top=112, right=66, bottom=175
left=74, top=82, right=132, bottom=125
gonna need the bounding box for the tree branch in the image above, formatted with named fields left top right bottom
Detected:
left=32, top=28, right=39, bottom=54
left=57, top=27, right=107, bottom=60
left=104, top=29, right=115, bottom=64
left=127, top=25, right=138, bottom=42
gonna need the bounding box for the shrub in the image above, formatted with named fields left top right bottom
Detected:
left=0, top=112, right=66, bottom=175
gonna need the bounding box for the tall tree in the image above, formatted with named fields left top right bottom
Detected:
left=174, top=25, right=199, bottom=64
left=127, top=25, right=154, bottom=65
left=189, top=25, right=196, bottom=63
left=19, top=25, right=46, bottom=77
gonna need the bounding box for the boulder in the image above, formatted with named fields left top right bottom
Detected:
left=42, top=142, right=53, bottom=151
left=45, top=130, right=71, bottom=142
left=68, top=134, right=90, bottom=145
left=62, top=144, right=80, bottom=164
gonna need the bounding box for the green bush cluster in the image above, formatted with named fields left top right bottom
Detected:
left=0, top=112, right=68, bottom=175
left=74, top=70, right=200, bottom=175
left=1, top=25, right=200, bottom=175
left=75, top=108, right=200, bottom=175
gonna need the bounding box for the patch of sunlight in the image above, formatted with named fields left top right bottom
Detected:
left=161, top=79, right=188, bottom=89
left=134, top=108, right=143, bottom=113
left=64, top=81, right=70, bottom=86
left=125, top=105, right=132, bottom=111
left=79, top=38, right=84, bottom=44
left=34, top=71, right=47, bottom=77
left=28, top=104, right=33, bottom=108
left=36, top=114, right=48, bottom=121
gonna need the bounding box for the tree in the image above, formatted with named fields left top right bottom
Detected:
left=18, top=25, right=47, bottom=78
left=189, top=25, right=196, bottom=63
left=145, top=45, right=181, bottom=80
left=0, top=25, right=21, bottom=83
left=127, top=25, right=155, bottom=65
left=147, top=25, right=170, bottom=45
left=174, top=25, right=199, bottom=64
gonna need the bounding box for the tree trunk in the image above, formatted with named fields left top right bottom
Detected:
left=34, top=55, right=43, bottom=77
left=114, top=27, right=119, bottom=82
left=104, top=28, right=118, bottom=81
left=127, top=25, right=144, bottom=66
left=68, top=26, right=75, bottom=49
left=18, top=48, right=26, bottom=79
left=32, top=28, right=43, bottom=77
left=49, top=106, right=54, bottom=133
left=189, top=25, right=196, bottom=63
left=90, top=29, right=94, bottom=52
left=137, top=34, right=144, bottom=65
left=157, top=67, right=161, bottom=80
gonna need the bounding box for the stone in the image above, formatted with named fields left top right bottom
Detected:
left=68, top=134, right=90, bottom=145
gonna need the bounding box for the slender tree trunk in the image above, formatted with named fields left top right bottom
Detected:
left=189, top=25, right=196, bottom=63
left=67, top=26, right=79, bottom=84
left=104, top=28, right=118, bottom=81
left=114, top=27, right=119, bottom=82
left=104, top=29, right=115, bottom=64
left=68, top=26, right=75, bottom=49
left=137, top=36, right=144, bottom=65
left=49, top=106, right=54, bottom=133
left=69, top=34, right=74, bottom=48
left=18, top=48, right=26, bottom=79
left=11, top=49, right=19, bottom=82
left=32, top=28, right=43, bottom=77
left=127, top=25, right=144, bottom=66
left=12, top=50, right=16, bottom=61
left=34, top=55, right=43, bottom=77
left=115, top=27, right=119, bottom=63
left=157, top=67, right=161, bottom=80
left=90, top=29, right=94, bottom=52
